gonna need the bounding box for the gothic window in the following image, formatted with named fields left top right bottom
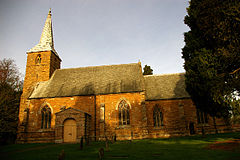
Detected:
left=118, top=100, right=130, bottom=126
left=153, top=105, right=163, bottom=127
left=196, top=109, right=208, bottom=124
left=41, top=106, right=51, bottom=129
left=36, top=54, right=41, bottom=64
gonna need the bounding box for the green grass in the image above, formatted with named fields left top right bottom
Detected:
left=0, top=132, right=240, bottom=160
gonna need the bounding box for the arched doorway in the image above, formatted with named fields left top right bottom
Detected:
left=64, top=119, right=77, bottom=143
left=189, top=122, right=195, bottom=135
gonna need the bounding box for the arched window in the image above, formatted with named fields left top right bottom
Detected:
left=196, top=109, right=208, bottom=124
left=36, top=54, right=41, bottom=64
left=153, top=105, right=163, bottom=127
left=118, top=100, right=130, bottom=126
left=41, top=106, right=51, bottom=129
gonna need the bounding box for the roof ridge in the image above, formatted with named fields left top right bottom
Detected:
left=144, top=72, right=185, bottom=77
left=57, top=62, right=140, bottom=71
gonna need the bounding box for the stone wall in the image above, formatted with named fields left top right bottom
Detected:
left=17, top=91, right=232, bottom=143
left=17, top=131, right=55, bottom=143
left=146, top=98, right=231, bottom=138
left=17, top=96, right=95, bottom=143
left=17, top=92, right=148, bottom=142
left=22, top=51, right=60, bottom=97
left=95, top=92, right=148, bottom=140
left=18, top=51, right=61, bottom=134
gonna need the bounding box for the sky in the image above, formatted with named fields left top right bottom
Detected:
left=0, top=0, right=189, bottom=78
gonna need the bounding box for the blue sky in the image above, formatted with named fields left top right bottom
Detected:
left=0, top=0, right=189, bottom=77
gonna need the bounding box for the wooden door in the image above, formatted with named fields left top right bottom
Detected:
left=64, top=119, right=77, bottom=143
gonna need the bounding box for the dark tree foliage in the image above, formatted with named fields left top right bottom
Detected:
left=143, top=65, right=153, bottom=75
left=182, top=0, right=240, bottom=118
left=0, top=58, right=22, bottom=144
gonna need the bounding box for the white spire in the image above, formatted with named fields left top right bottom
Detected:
left=27, top=9, right=59, bottom=58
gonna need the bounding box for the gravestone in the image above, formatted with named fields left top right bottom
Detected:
left=85, top=136, right=90, bottom=146
left=58, top=149, right=65, bottom=160
left=114, top=134, right=117, bottom=142
left=99, top=148, right=104, bottom=160
left=80, top=137, right=83, bottom=150
left=131, top=131, right=133, bottom=141
left=105, top=139, right=109, bottom=151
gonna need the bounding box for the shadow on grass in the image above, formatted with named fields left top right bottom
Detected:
left=0, top=132, right=240, bottom=160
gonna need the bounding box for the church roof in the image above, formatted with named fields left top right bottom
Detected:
left=29, top=63, right=144, bottom=98
left=144, top=73, right=190, bottom=100
left=27, top=9, right=60, bottom=60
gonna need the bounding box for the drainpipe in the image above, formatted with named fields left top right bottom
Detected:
left=94, top=95, right=97, bottom=141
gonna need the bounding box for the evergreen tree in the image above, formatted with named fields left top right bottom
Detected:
left=143, top=65, right=153, bottom=75
left=182, top=0, right=240, bottom=118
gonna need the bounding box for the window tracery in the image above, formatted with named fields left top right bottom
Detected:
left=196, top=109, right=208, bottom=124
left=41, top=106, right=51, bottom=129
left=153, top=105, right=163, bottom=127
left=118, top=100, right=130, bottom=126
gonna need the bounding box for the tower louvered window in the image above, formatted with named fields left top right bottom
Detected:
left=41, top=106, right=51, bottom=129
left=36, top=54, right=41, bottom=64
left=118, top=100, right=130, bottom=126
left=153, top=105, right=163, bottom=127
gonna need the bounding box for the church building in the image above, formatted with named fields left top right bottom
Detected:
left=17, top=9, right=231, bottom=143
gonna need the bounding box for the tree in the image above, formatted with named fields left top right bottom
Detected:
left=228, top=92, right=240, bottom=124
left=0, top=58, right=23, bottom=144
left=182, top=0, right=240, bottom=119
left=231, top=99, right=240, bottom=124
left=143, top=65, right=153, bottom=75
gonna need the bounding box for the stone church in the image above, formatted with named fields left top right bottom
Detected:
left=17, top=9, right=230, bottom=143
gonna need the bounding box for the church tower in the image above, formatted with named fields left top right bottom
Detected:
left=22, top=9, right=61, bottom=97
left=18, top=9, right=61, bottom=137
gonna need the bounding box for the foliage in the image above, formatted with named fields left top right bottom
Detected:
left=231, top=100, right=240, bottom=124
left=0, top=58, right=23, bottom=144
left=0, top=59, right=23, bottom=91
left=0, top=133, right=240, bottom=160
left=143, top=65, right=153, bottom=75
left=229, top=92, right=240, bottom=124
left=182, top=0, right=240, bottom=118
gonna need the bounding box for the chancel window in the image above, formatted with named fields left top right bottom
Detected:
left=36, top=54, right=41, bottom=64
left=118, top=100, right=130, bottom=126
left=153, top=105, right=163, bottom=127
left=41, top=106, right=51, bottom=129
left=196, top=109, right=208, bottom=124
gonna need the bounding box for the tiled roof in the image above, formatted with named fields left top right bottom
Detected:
left=29, top=63, right=144, bottom=98
left=144, top=73, right=190, bottom=100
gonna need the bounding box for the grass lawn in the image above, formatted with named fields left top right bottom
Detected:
left=0, top=132, right=240, bottom=160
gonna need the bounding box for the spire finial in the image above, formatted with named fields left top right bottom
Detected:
left=48, top=8, right=51, bottom=15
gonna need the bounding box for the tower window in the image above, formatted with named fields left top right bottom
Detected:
left=118, top=100, right=130, bottom=126
left=41, top=106, right=51, bottom=129
left=153, top=105, right=163, bottom=127
left=36, top=54, right=41, bottom=64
